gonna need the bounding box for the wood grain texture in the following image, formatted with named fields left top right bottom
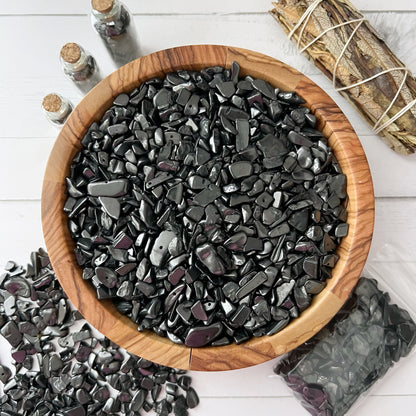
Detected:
left=42, top=44, right=374, bottom=371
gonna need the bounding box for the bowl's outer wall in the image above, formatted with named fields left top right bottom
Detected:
left=41, top=45, right=374, bottom=371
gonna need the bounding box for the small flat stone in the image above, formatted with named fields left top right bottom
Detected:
left=113, top=93, right=130, bottom=107
left=168, top=267, right=186, bottom=286
left=304, top=280, right=326, bottom=295
left=252, top=78, right=277, bottom=99
left=223, top=228, right=248, bottom=251
left=186, top=387, right=200, bottom=409
left=87, top=179, right=129, bottom=197
left=186, top=206, right=205, bottom=221
left=230, top=304, right=251, bottom=327
left=235, top=272, right=268, bottom=300
left=4, top=277, right=31, bottom=297
left=256, top=134, right=287, bottom=157
left=235, top=119, right=250, bottom=152
left=107, top=123, right=128, bottom=137
left=166, top=183, right=184, bottom=204
left=196, top=243, right=225, bottom=276
left=188, top=175, right=211, bottom=190
left=113, top=233, right=133, bottom=250
left=228, top=161, right=253, bottom=179
left=303, top=256, right=319, bottom=278
left=158, top=160, right=180, bottom=172
left=150, top=231, right=177, bottom=267
left=191, top=301, right=208, bottom=321
left=185, top=322, right=223, bottom=347
left=229, top=194, right=252, bottom=206
left=287, top=130, right=314, bottom=147
left=269, top=222, right=290, bottom=238
left=266, top=317, right=289, bottom=336
left=262, top=207, right=281, bottom=225
left=95, top=267, right=117, bottom=288
left=255, top=192, right=273, bottom=208
left=288, top=210, right=309, bottom=232
left=0, top=365, right=12, bottom=384
left=244, top=237, right=263, bottom=252
left=62, top=405, right=86, bottom=416
left=184, top=94, right=200, bottom=116
left=145, top=171, right=173, bottom=189
left=335, top=223, right=349, bottom=237
left=1, top=320, right=22, bottom=348
left=193, top=185, right=221, bottom=207
left=217, top=81, right=236, bottom=98
left=306, top=225, right=324, bottom=241
left=276, top=280, right=295, bottom=306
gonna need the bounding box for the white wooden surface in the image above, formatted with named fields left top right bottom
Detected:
left=1, top=1, right=416, bottom=414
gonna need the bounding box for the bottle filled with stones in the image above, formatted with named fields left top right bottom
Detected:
left=60, top=42, right=102, bottom=94
left=42, top=93, right=73, bottom=126
left=65, top=61, right=349, bottom=348
left=91, top=0, right=141, bottom=67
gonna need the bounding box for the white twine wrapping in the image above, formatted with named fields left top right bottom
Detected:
left=287, top=0, right=416, bottom=134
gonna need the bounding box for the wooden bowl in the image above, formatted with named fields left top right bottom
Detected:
left=41, top=45, right=374, bottom=371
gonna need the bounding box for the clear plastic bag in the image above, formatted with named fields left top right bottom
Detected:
left=274, top=245, right=416, bottom=416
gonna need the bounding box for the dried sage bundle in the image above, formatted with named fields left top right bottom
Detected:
left=270, top=0, right=416, bottom=155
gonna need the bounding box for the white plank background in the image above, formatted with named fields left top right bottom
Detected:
left=1, top=1, right=416, bottom=415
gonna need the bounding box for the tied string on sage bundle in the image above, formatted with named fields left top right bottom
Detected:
left=270, top=0, right=416, bottom=155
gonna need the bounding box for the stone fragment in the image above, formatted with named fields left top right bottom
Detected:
left=185, top=323, right=223, bottom=347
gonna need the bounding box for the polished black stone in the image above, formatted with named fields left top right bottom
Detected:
left=185, top=322, right=223, bottom=347
left=195, top=243, right=225, bottom=276
left=87, top=179, right=129, bottom=197
left=228, top=161, right=253, bottom=179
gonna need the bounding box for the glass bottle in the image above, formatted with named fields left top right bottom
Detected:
left=60, top=42, right=102, bottom=94
left=91, top=0, right=141, bottom=67
left=42, top=93, right=73, bottom=126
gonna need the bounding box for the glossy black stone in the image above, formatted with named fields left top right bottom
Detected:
left=185, top=322, right=223, bottom=347
left=195, top=243, right=225, bottom=276
left=235, top=272, right=267, bottom=300
left=193, top=185, right=221, bottom=207
left=228, top=161, right=253, bottom=179
left=87, top=179, right=129, bottom=197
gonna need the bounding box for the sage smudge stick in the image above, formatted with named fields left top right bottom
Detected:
left=270, top=0, right=416, bottom=155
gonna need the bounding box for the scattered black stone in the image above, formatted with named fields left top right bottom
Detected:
left=275, top=277, right=416, bottom=416
left=0, top=250, right=199, bottom=415
left=65, top=62, right=349, bottom=347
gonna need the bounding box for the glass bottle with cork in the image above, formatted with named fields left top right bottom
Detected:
left=91, top=0, right=141, bottom=67
left=42, top=93, right=73, bottom=126
left=60, top=42, right=102, bottom=94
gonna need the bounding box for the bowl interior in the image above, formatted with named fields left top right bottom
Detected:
left=42, top=45, right=374, bottom=371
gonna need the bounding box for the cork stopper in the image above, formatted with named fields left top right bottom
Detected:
left=91, top=0, right=114, bottom=13
left=60, top=43, right=81, bottom=64
left=42, top=94, right=62, bottom=113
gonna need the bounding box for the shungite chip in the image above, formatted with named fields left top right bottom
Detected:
left=0, top=365, right=12, bottom=384
left=185, top=323, right=223, bottom=347
left=1, top=320, right=22, bottom=348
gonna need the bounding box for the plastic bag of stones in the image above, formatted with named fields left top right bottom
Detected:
left=273, top=245, right=416, bottom=416
left=0, top=249, right=199, bottom=416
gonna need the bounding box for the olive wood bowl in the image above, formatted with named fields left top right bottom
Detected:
left=42, top=45, right=374, bottom=371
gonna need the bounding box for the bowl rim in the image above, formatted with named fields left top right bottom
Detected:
left=41, top=44, right=374, bottom=371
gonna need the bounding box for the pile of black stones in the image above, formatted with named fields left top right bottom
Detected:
left=65, top=61, right=349, bottom=347
left=275, top=277, right=416, bottom=416
left=0, top=250, right=199, bottom=416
